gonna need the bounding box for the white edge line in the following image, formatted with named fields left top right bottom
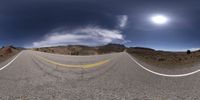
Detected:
left=125, top=52, right=200, bottom=77
left=0, top=51, right=23, bottom=71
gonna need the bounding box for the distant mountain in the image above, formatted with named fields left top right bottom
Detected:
left=0, top=45, right=21, bottom=54
left=33, top=43, right=126, bottom=55
left=32, top=43, right=200, bottom=56
left=126, top=47, right=155, bottom=54
left=97, top=43, right=126, bottom=54
left=0, top=45, right=21, bottom=63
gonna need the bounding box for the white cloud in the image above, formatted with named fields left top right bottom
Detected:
left=118, top=15, right=128, bottom=28
left=175, top=48, right=200, bottom=52
left=30, top=26, right=125, bottom=47
left=156, top=48, right=200, bottom=52
left=189, top=48, right=200, bottom=51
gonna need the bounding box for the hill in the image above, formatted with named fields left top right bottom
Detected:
left=33, top=43, right=126, bottom=55
left=0, top=45, right=22, bottom=63
left=127, top=47, right=200, bottom=69
left=30, top=44, right=200, bottom=68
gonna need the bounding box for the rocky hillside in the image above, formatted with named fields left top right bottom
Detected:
left=0, top=45, right=22, bottom=63
left=33, top=43, right=126, bottom=55
left=98, top=44, right=126, bottom=54
left=127, top=47, right=200, bottom=68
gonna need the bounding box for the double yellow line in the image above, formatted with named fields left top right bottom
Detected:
left=37, top=55, right=111, bottom=69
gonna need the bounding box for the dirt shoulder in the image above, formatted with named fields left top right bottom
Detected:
left=127, top=47, right=200, bottom=69
left=31, top=43, right=200, bottom=69
left=0, top=46, right=21, bottom=64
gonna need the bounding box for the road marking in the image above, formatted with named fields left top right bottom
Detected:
left=36, top=55, right=111, bottom=69
left=82, top=59, right=110, bottom=68
left=0, top=51, right=22, bottom=71
left=126, top=52, right=200, bottom=77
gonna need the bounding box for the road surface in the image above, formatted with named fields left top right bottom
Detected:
left=0, top=50, right=200, bottom=100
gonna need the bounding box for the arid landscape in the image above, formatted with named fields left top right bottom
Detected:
left=127, top=47, right=200, bottom=69
left=0, top=45, right=21, bottom=63
left=31, top=44, right=200, bottom=69
left=32, top=43, right=126, bottom=55
left=1, top=44, right=200, bottom=99
left=1, top=43, right=200, bottom=69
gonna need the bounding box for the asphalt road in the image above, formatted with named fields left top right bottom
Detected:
left=1, top=50, right=200, bottom=100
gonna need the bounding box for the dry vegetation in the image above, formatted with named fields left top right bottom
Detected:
left=32, top=43, right=200, bottom=69
left=127, top=47, right=200, bottom=69
left=33, top=44, right=126, bottom=55
left=0, top=46, right=21, bottom=63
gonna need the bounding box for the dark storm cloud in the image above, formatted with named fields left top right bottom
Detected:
left=1, top=0, right=200, bottom=50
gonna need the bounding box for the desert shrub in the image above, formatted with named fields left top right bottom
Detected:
left=158, top=58, right=165, bottom=61
left=0, top=54, right=3, bottom=57
left=4, top=48, right=12, bottom=54
left=187, top=50, right=191, bottom=55
left=98, top=43, right=126, bottom=53
left=71, top=51, right=79, bottom=55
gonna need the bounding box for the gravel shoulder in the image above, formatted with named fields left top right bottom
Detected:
left=127, top=49, right=200, bottom=69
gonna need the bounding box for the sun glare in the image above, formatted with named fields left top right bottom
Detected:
left=151, top=15, right=168, bottom=25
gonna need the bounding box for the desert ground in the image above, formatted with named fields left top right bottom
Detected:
left=31, top=44, right=200, bottom=69
left=32, top=43, right=126, bottom=55
left=1, top=44, right=200, bottom=99
left=0, top=46, right=21, bottom=63
left=1, top=44, right=200, bottom=69
left=127, top=47, right=200, bottom=69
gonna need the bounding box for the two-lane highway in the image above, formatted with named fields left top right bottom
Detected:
left=1, top=50, right=200, bottom=100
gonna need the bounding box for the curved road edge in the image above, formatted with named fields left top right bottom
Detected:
left=125, top=52, right=200, bottom=77
left=0, top=51, right=23, bottom=71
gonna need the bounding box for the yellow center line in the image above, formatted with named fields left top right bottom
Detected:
left=36, top=55, right=111, bottom=69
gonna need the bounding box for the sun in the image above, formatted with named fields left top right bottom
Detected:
left=151, top=15, right=168, bottom=25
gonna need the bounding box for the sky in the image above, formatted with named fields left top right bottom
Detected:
left=0, top=0, right=200, bottom=51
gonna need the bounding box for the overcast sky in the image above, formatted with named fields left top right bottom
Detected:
left=0, top=0, right=200, bottom=51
